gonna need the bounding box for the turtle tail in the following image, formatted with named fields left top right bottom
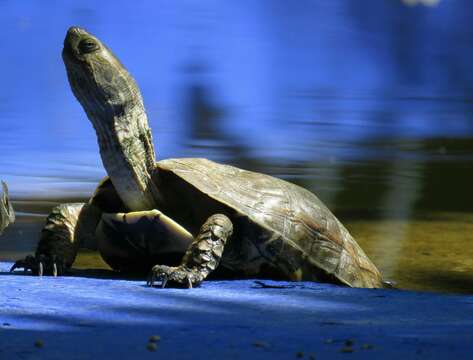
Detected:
left=382, top=280, right=397, bottom=289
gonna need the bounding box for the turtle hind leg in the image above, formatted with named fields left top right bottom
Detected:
left=11, top=203, right=97, bottom=276
left=148, top=214, right=233, bottom=288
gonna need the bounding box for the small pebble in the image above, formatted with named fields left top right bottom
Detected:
left=296, top=351, right=304, bottom=358
left=323, top=339, right=334, bottom=344
left=361, top=344, right=373, bottom=350
left=147, top=342, right=158, bottom=352
left=252, top=340, right=269, bottom=348
left=308, top=354, right=316, bottom=360
left=149, top=335, right=161, bottom=343
left=340, top=346, right=354, bottom=353
left=345, top=339, right=354, bottom=347
left=34, top=340, right=44, bottom=348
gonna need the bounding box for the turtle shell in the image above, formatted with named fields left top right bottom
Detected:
left=154, top=158, right=382, bottom=288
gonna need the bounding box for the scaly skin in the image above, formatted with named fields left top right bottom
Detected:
left=148, top=214, right=233, bottom=288
left=62, top=27, right=159, bottom=211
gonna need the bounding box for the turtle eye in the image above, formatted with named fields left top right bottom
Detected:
left=78, top=38, right=99, bottom=54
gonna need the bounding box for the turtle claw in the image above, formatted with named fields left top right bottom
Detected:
left=10, top=254, right=65, bottom=276
left=10, top=255, right=36, bottom=274
left=38, top=261, right=44, bottom=277
left=9, top=258, right=26, bottom=273
left=52, top=262, right=58, bottom=277
left=161, top=275, right=168, bottom=289
left=9, top=261, right=21, bottom=273
left=147, top=272, right=156, bottom=287
left=148, top=265, right=197, bottom=289
left=147, top=265, right=169, bottom=288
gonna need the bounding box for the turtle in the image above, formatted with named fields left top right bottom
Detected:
left=0, top=180, right=15, bottom=235
left=11, top=27, right=383, bottom=288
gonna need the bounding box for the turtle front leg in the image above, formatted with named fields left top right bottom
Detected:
left=148, top=214, right=233, bottom=288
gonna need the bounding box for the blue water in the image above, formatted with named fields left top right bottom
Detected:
left=1, top=0, right=472, bottom=204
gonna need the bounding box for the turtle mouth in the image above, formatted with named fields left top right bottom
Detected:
left=64, top=26, right=89, bottom=45
left=62, top=45, right=80, bottom=68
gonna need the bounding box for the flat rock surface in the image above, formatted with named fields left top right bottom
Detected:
left=1, top=261, right=472, bottom=359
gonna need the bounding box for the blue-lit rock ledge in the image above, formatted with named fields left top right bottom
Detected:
left=1, top=261, right=472, bottom=360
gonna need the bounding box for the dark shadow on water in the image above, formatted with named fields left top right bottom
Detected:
left=407, top=270, right=473, bottom=295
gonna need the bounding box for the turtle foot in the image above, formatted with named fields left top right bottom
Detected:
left=10, top=254, right=66, bottom=276
left=147, top=265, right=198, bottom=289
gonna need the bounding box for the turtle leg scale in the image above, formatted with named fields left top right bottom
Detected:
left=148, top=214, right=233, bottom=288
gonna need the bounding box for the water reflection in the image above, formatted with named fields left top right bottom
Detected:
left=0, top=1, right=472, bottom=293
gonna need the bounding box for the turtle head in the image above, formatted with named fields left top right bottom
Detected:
left=63, top=27, right=159, bottom=211
left=62, top=27, right=140, bottom=122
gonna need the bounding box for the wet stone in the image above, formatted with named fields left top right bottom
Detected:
left=252, top=340, right=269, bottom=348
